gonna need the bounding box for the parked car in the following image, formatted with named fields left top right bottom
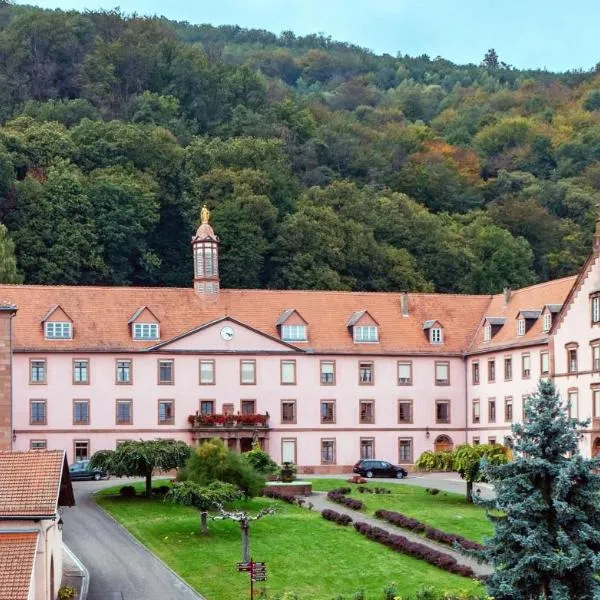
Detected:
left=353, top=459, right=408, bottom=479
left=69, top=460, right=107, bottom=481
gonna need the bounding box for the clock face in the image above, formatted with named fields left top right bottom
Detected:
left=220, top=326, right=234, bottom=341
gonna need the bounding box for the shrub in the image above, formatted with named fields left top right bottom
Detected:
left=119, top=485, right=136, bottom=497
left=327, top=488, right=364, bottom=511
left=243, top=440, right=279, bottom=475
left=425, top=487, right=440, bottom=495
left=321, top=508, right=353, bottom=526
left=57, top=586, right=77, bottom=600
left=151, top=485, right=170, bottom=497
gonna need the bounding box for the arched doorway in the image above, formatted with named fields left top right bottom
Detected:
left=434, top=435, right=453, bottom=453
left=592, top=437, right=600, bottom=458
left=50, top=555, right=55, bottom=599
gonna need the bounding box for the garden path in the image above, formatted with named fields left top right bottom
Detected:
left=305, top=492, right=492, bottom=577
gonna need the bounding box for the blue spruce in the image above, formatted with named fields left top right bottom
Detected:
left=479, top=379, right=600, bottom=599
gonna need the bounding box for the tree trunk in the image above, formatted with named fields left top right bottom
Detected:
left=466, top=479, right=473, bottom=504
left=145, top=465, right=153, bottom=498
left=200, top=511, right=208, bottom=534
left=241, top=521, right=250, bottom=562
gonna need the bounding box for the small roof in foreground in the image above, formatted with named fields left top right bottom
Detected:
left=0, top=531, right=38, bottom=600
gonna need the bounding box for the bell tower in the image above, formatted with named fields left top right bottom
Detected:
left=192, top=205, right=220, bottom=297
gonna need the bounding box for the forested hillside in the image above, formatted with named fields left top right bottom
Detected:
left=1, top=3, right=600, bottom=293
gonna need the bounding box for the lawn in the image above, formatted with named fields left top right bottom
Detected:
left=309, top=479, right=494, bottom=543
left=96, top=482, right=483, bottom=600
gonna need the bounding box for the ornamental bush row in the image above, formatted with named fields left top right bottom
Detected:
left=353, top=521, right=476, bottom=579
left=374, top=509, right=485, bottom=552
left=321, top=508, right=353, bottom=526
left=327, top=488, right=364, bottom=511
left=263, top=488, right=307, bottom=509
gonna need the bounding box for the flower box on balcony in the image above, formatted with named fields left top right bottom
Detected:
left=188, top=412, right=269, bottom=428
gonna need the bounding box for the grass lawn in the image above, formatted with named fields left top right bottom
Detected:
left=96, top=482, right=483, bottom=600
left=309, top=479, right=493, bottom=543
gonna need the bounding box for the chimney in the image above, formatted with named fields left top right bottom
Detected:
left=503, top=287, right=511, bottom=305
left=400, top=292, right=409, bottom=317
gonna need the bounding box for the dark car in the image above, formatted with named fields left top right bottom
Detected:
left=353, top=459, right=408, bottom=479
left=69, top=460, right=107, bottom=481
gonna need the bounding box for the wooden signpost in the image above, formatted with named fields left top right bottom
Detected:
left=237, top=558, right=267, bottom=599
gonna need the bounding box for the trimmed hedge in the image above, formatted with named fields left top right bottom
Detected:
left=374, top=509, right=485, bottom=552
left=321, top=508, right=353, bottom=526
left=263, top=488, right=297, bottom=503
left=353, top=521, right=476, bottom=578
left=327, top=487, right=364, bottom=511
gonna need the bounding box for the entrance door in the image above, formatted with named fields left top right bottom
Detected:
left=281, top=439, right=296, bottom=464
left=434, top=435, right=454, bottom=453
left=593, top=437, right=600, bottom=457
left=240, top=438, right=253, bottom=453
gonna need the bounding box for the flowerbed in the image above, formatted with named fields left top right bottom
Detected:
left=187, top=413, right=269, bottom=426
left=263, top=488, right=308, bottom=509
left=374, top=509, right=485, bottom=552
left=353, top=521, right=476, bottom=578
left=357, top=486, right=391, bottom=494
left=321, top=508, right=353, bottom=526
left=327, top=487, right=364, bottom=511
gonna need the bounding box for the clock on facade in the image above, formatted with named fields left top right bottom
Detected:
left=220, top=326, right=234, bottom=340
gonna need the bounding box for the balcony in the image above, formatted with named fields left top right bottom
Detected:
left=188, top=412, right=269, bottom=429
left=188, top=412, right=270, bottom=450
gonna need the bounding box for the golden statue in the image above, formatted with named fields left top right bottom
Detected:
left=200, top=204, right=210, bottom=224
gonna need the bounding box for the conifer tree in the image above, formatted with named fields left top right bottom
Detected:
left=479, top=379, right=600, bottom=599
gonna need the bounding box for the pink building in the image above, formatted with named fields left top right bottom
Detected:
left=1, top=208, right=600, bottom=471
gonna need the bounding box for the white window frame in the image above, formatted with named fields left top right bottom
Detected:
left=543, top=313, right=552, bottom=333
left=568, top=390, right=578, bottom=419
left=430, top=328, right=443, bottom=344
left=45, top=321, right=72, bottom=339
left=517, top=319, right=526, bottom=336
left=281, top=324, right=307, bottom=342
left=133, top=323, right=159, bottom=340
left=483, top=324, right=491, bottom=342
left=353, top=325, right=378, bottom=343
left=593, top=296, right=600, bottom=323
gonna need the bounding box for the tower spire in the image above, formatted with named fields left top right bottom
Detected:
left=192, top=205, right=220, bottom=298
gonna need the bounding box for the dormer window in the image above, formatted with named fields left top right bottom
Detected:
left=281, top=324, right=307, bottom=342
left=133, top=323, right=159, bottom=340
left=517, top=318, right=526, bottom=336
left=543, top=313, right=552, bottom=333
left=45, top=322, right=72, bottom=339
left=430, top=328, right=443, bottom=344
left=354, top=325, right=378, bottom=343
left=484, top=325, right=491, bottom=342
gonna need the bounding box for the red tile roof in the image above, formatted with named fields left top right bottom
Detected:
left=0, top=531, right=38, bottom=600
left=0, top=450, right=70, bottom=517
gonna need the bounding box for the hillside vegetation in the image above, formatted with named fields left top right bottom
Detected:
left=1, top=3, right=599, bottom=293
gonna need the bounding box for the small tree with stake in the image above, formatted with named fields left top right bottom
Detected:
left=478, top=379, right=600, bottom=599
left=165, top=481, right=242, bottom=534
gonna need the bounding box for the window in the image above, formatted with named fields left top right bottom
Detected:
left=592, top=343, right=600, bottom=371
left=280, top=360, right=296, bottom=385
left=30, top=440, right=47, bottom=450
left=199, top=360, right=215, bottom=385
left=504, top=397, right=513, bottom=422
left=223, top=403, right=234, bottom=416
left=281, top=439, right=297, bottom=464
left=45, top=321, right=72, bottom=339
left=354, top=325, right=378, bottom=343
left=594, top=389, right=600, bottom=418
left=430, top=328, right=443, bottom=344
left=240, top=360, right=256, bottom=385
left=483, top=324, right=491, bottom=342
left=567, top=346, right=578, bottom=374
left=158, top=400, right=174, bottom=425
left=540, top=351, right=550, bottom=376
left=488, top=399, right=496, bottom=423
left=30, top=359, right=46, bottom=384
left=472, top=437, right=480, bottom=446
left=398, top=438, right=413, bottom=463
left=504, top=357, right=512, bottom=381
left=320, top=361, right=335, bottom=385
left=116, top=359, right=132, bottom=384
left=472, top=399, right=480, bottom=424
left=436, top=400, right=450, bottom=424
left=543, top=312, right=552, bottom=332
left=116, top=400, right=133, bottom=425
left=241, top=400, right=256, bottom=415
left=321, top=439, right=336, bottom=464
left=398, top=400, right=413, bottom=423
left=73, top=359, right=89, bottom=384
left=472, top=362, right=480, bottom=385
left=73, top=400, right=89, bottom=425
left=320, top=400, right=336, bottom=424
left=517, top=318, right=526, bottom=336
left=488, top=359, right=496, bottom=382
left=74, top=440, right=90, bottom=462
left=359, top=361, right=374, bottom=385
left=281, top=400, right=296, bottom=424
left=198, top=400, right=214, bottom=415
left=568, top=389, right=578, bottom=419
left=360, top=438, right=375, bottom=460
left=133, top=323, right=159, bottom=340
left=158, top=359, right=174, bottom=384
left=359, top=400, right=375, bottom=424
left=488, top=437, right=496, bottom=445
left=398, top=362, right=412, bottom=385
left=522, top=353, right=531, bottom=379
left=592, top=294, right=600, bottom=324
left=281, top=324, right=307, bottom=342
left=30, top=400, right=46, bottom=425
left=435, top=361, right=449, bottom=385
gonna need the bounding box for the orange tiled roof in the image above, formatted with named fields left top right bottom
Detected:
left=0, top=531, right=38, bottom=600
left=0, top=450, right=67, bottom=517
left=468, top=275, right=577, bottom=353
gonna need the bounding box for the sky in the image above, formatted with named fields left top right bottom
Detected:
left=20, top=0, right=600, bottom=72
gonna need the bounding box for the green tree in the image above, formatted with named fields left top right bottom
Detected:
left=479, top=380, right=600, bottom=599
left=90, top=439, right=191, bottom=498
left=165, top=480, right=242, bottom=534
left=0, top=223, right=21, bottom=283
left=243, top=440, right=279, bottom=476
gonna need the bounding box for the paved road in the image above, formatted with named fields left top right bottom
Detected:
left=62, top=479, right=204, bottom=600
